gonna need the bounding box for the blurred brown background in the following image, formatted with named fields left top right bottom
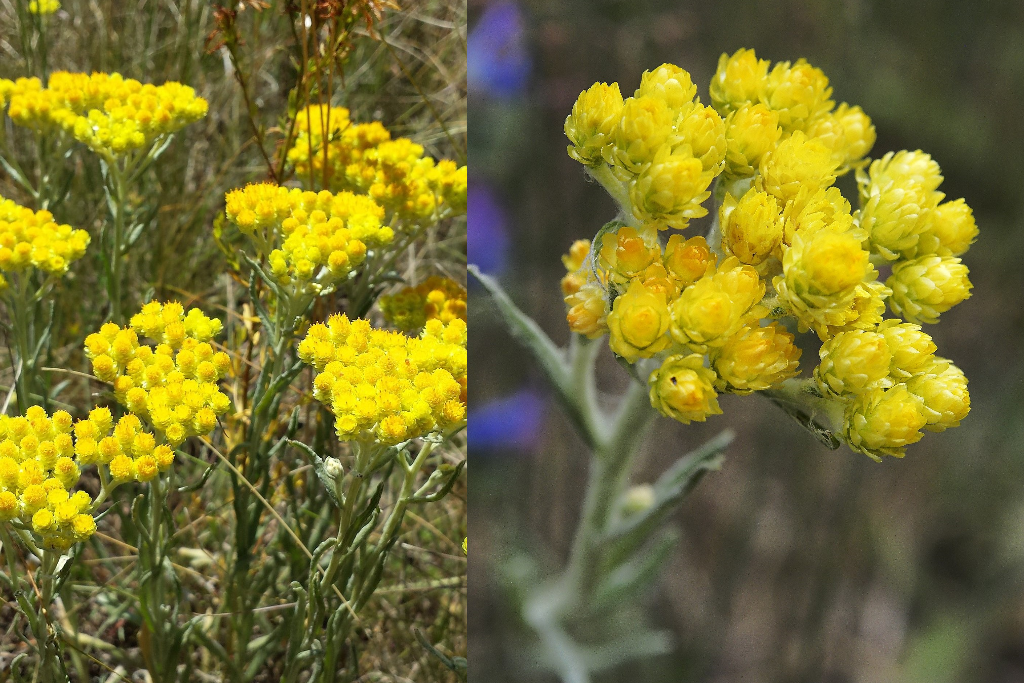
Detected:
left=468, top=1, right=1024, bottom=681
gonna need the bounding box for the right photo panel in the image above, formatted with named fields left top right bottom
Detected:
left=468, top=1, right=1024, bottom=682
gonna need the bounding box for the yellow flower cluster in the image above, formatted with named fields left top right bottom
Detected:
left=379, top=276, right=467, bottom=331
left=299, top=316, right=467, bottom=446
left=813, top=321, right=969, bottom=459
left=0, top=71, right=208, bottom=157
left=563, top=52, right=974, bottom=458
left=857, top=151, right=975, bottom=322
left=29, top=0, right=61, bottom=14
left=0, top=194, right=89, bottom=289
left=565, top=65, right=726, bottom=230
left=0, top=407, right=95, bottom=550
left=286, top=105, right=468, bottom=223
left=84, top=302, right=231, bottom=446
left=72, top=408, right=174, bottom=483
left=224, top=183, right=391, bottom=287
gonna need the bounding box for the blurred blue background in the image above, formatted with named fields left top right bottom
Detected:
left=468, top=1, right=1024, bottom=681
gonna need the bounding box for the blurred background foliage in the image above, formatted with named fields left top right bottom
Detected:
left=468, top=0, right=1024, bottom=681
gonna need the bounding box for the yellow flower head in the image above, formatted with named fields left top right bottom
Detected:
left=887, top=255, right=972, bottom=324
left=877, top=319, right=936, bottom=378
left=225, top=183, right=390, bottom=287
left=773, top=228, right=876, bottom=338
left=720, top=187, right=783, bottom=266
left=814, top=329, right=892, bottom=397
left=723, top=103, right=782, bottom=177
left=906, top=359, right=970, bottom=432
left=917, top=198, right=978, bottom=257
left=844, top=384, right=927, bottom=460
left=0, top=195, right=90, bottom=282
left=675, top=102, right=726, bottom=173
left=781, top=186, right=855, bottom=246
left=857, top=150, right=944, bottom=260
left=599, top=227, right=660, bottom=285
left=648, top=354, right=722, bottom=424
left=607, top=280, right=671, bottom=362
left=565, top=82, right=625, bottom=165
left=560, top=239, right=592, bottom=296
left=765, top=58, right=834, bottom=132
left=709, top=48, right=770, bottom=116
left=299, top=316, right=467, bottom=445
left=635, top=64, right=697, bottom=111
left=629, top=145, right=712, bottom=229
left=565, top=281, right=609, bottom=339
left=613, top=96, right=674, bottom=173
left=712, top=323, right=801, bottom=394
left=805, top=103, right=876, bottom=172
left=662, top=234, right=716, bottom=287
left=758, top=131, right=840, bottom=205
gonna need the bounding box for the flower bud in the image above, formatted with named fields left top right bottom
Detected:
left=758, top=131, right=839, bottom=204
left=565, top=282, right=608, bottom=339
left=781, top=186, right=855, bottom=246
left=607, top=280, right=671, bottom=362
left=844, top=384, right=927, bottom=460
left=663, top=234, right=716, bottom=286
left=635, top=64, right=696, bottom=111
left=877, top=319, right=936, bottom=378
left=773, top=229, right=876, bottom=339
left=917, top=198, right=977, bottom=257
left=613, top=96, right=674, bottom=172
left=832, top=103, right=875, bottom=167
left=620, top=484, right=656, bottom=516
left=670, top=258, right=764, bottom=350
left=565, top=82, right=624, bottom=165
left=648, top=354, right=722, bottom=424
left=723, top=103, right=781, bottom=177
left=675, top=102, right=726, bottom=173
left=720, top=187, right=783, bottom=265
left=887, top=255, right=972, bottom=324
left=814, top=329, right=892, bottom=397
left=561, top=239, right=591, bottom=274
left=906, top=359, right=969, bottom=432
left=857, top=150, right=943, bottom=260
left=709, top=48, right=770, bottom=116
left=765, top=58, right=834, bottom=132
left=599, top=227, right=659, bottom=284
left=629, top=145, right=710, bottom=229
left=712, top=323, right=801, bottom=394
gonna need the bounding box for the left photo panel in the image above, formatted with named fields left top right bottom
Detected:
left=0, top=0, right=466, bottom=680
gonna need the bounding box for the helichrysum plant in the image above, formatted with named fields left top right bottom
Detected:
left=0, top=71, right=209, bottom=323
left=473, top=48, right=975, bottom=683
left=217, top=165, right=467, bottom=682
left=0, top=193, right=89, bottom=411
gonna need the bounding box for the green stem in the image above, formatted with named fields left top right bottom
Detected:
left=562, top=379, right=655, bottom=605
left=0, top=528, right=64, bottom=681
left=6, top=271, right=42, bottom=413
left=586, top=164, right=634, bottom=223
left=106, top=160, right=129, bottom=325
left=761, top=378, right=847, bottom=449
